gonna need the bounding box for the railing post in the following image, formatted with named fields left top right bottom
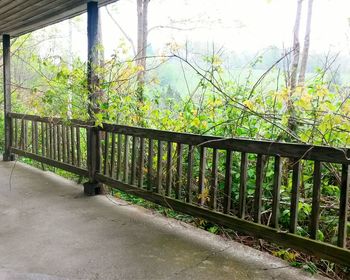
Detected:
left=3, top=34, right=14, bottom=161
left=83, top=1, right=102, bottom=195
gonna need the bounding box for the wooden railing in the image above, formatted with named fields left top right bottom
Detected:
left=7, top=112, right=350, bottom=266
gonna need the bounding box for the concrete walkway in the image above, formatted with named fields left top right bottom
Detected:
left=0, top=159, right=326, bottom=280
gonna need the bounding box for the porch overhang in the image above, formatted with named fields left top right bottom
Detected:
left=0, top=0, right=118, bottom=39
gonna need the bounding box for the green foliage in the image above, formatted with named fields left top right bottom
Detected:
left=1, top=36, right=350, bottom=278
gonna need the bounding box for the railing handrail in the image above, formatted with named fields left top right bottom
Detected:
left=9, top=112, right=350, bottom=164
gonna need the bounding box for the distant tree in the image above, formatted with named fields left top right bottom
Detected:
left=136, top=0, right=150, bottom=103
left=287, top=0, right=303, bottom=138
left=298, top=0, right=314, bottom=85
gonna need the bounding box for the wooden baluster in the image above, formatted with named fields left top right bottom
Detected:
left=49, top=123, right=53, bottom=159
left=156, top=140, right=163, bottom=193
left=310, top=161, right=322, bottom=239
left=147, top=139, right=154, bottom=191
left=175, top=143, right=183, bottom=199
left=76, top=127, right=81, bottom=167
left=45, top=123, right=49, bottom=157
left=131, top=136, right=138, bottom=185
left=23, top=120, right=28, bottom=151
left=239, top=152, right=248, bottom=219
left=223, top=150, right=233, bottom=214
left=109, top=133, right=116, bottom=177
left=165, top=142, right=173, bottom=196
left=117, top=134, right=122, bottom=180
left=56, top=125, right=61, bottom=161
left=24, top=120, right=28, bottom=150
left=34, top=121, right=39, bottom=154
left=210, top=148, right=218, bottom=210
left=254, top=154, right=264, bottom=223
left=338, top=164, right=349, bottom=248
left=186, top=145, right=194, bottom=203
left=31, top=121, right=35, bottom=153
left=66, top=125, right=70, bottom=163
left=103, top=132, right=109, bottom=175
left=138, top=137, right=145, bottom=188
left=290, top=159, right=301, bottom=233
left=20, top=119, right=24, bottom=150
left=53, top=124, right=57, bottom=160
left=123, top=135, right=130, bottom=182
left=41, top=122, right=45, bottom=156
left=198, top=146, right=206, bottom=206
left=62, top=125, right=67, bottom=163
left=70, top=126, right=75, bottom=165
left=271, top=156, right=282, bottom=228
left=14, top=118, right=18, bottom=148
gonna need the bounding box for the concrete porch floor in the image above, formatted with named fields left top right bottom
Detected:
left=0, top=159, right=326, bottom=280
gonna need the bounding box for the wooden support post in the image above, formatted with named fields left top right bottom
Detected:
left=3, top=34, right=14, bottom=161
left=84, top=1, right=102, bottom=195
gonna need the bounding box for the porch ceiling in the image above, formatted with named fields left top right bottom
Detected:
left=0, top=0, right=117, bottom=39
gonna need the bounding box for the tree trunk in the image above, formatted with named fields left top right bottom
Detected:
left=136, top=0, right=150, bottom=104
left=67, top=19, right=73, bottom=118
left=298, top=0, right=314, bottom=86
left=287, top=0, right=303, bottom=139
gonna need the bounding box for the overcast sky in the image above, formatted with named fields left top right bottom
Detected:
left=36, top=0, right=350, bottom=59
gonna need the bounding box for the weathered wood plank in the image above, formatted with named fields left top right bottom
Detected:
left=198, top=146, right=206, bottom=206
left=223, top=150, right=233, bottom=214
left=3, top=34, right=12, bottom=161
left=76, top=126, right=81, bottom=167
left=70, top=125, right=75, bottom=165
left=116, top=134, right=122, bottom=180
left=14, top=118, right=18, bottom=149
left=254, top=154, right=264, bottom=223
left=138, top=137, right=145, bottom=188
left=43, top=122, right=48, bottom=156
left=109, top=133, right=116, bottom=177
left=49, top=123, right=53, bottom=159
left=66, top=124, right=70, bottom=163
left=186, top=145, right=194, bottom=203
left=310, top=161, right=322, bottom=240
left=31, top=121, right=35, bottom=154
left=239, top=152, right=248, bottom=219
left=147, top=139, right=154, bottom=191
left=24, top=120, right=28, bottom=150
left=166, top=142, right=173, bottom=196
left=176, top=143, right=183, bottom=199
left=123, top=135, right=130, bottom=183
left=56, top=124, right=61, bottom=161
left=131, top=136, right=138, bottom=185
left=12, top=147, right=88, bottom=177
left=62, top=125, right=67, bottom=163
left=210, top=148, right=218, bottom=210
left=53, top=123, right=57, bottom=160
left=156, top=140, right=163, bottom=193
left=290, top=159, right=301, bottom=234
left=8, top=113, right=92, bottom=128
left=271, top=156, right=282, bottom=228
left=103, top=132, right=109, bottom=175
left=41, top=122, right=45, bottom=157
left=34, top=121, right=38, bottom=154
left=338, top=164, right=349, bottom=248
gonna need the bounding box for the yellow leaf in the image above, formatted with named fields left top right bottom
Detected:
left=243, top=100, right=254, bottom=110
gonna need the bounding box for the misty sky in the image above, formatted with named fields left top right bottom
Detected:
left=36, top=0, right=350, bottom=59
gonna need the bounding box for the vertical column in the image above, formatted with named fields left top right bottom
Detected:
left=3, top=34, right=13, bottom=161
left=84, top=1, right=102, bottom=195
